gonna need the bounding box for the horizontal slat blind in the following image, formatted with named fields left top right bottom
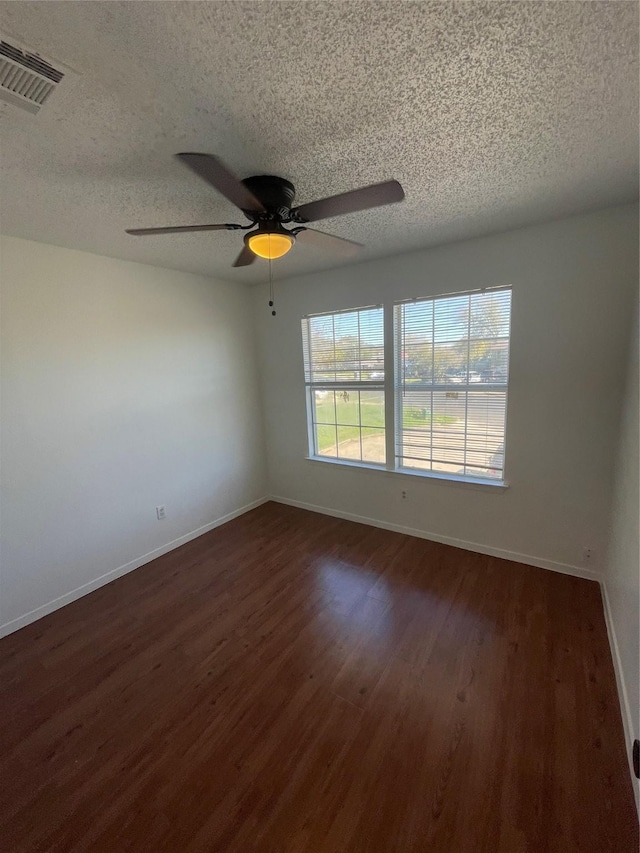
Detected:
left=394, top=288, right=511, bottom=480
left=302, top=306, right=385, bottom=465
left=303, top=306, right=384, bottom=384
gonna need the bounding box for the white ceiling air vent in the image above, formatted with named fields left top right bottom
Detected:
left=0, top=40, right=64, bottom=114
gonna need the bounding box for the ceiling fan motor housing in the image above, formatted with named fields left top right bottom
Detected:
left=241, top=175, right=296, bottom=222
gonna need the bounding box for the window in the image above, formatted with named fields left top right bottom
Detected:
left=302, top=305, right=385, bottom=465
left=395, top=287, right=511, bottom=481
left=302, top=286, right=512, bottom=484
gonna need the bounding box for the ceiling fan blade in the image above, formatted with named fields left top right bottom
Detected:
left=176, top=153, right=265, bottom=213
left=126, top=224, right=241, bottom=236
left=232, top=245, right=256, bottom=267
left=292, top=180, right=404, bottom=223
left=295, top=227, right=364, bottom=257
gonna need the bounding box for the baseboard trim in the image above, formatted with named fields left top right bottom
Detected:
left=600, top=580, right=639, bottom=814
left=0, top=496, right=269, bottom=639
left=268, top=495, right=599, bottom=581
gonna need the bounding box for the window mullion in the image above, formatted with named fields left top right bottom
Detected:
left=358, top=390, right=363, bottom=462
left=430, top=303, right=435, bottom=471
left=463, top=295, right=471, bottom=475
left=384, top=301, right=395, bottom=470
left=309, top=385, right=317, bottom=456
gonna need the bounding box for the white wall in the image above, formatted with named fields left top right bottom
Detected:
left=254, top=204, right=638, bottom=576
left=0, top=236, right=267, bottom=634
left=604, top=304, right=639, bottom=806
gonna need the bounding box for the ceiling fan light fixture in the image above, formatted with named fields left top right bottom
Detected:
left=246, top=229, right=294, bottom=260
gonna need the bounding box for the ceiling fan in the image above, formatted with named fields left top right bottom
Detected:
left=126, top=153, right=405, bottom=267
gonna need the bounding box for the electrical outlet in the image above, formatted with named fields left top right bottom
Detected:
left=401, top=489, right=408, bottom=501
left=582, top=546, right=593, bottom=563
left=156, top=505, right=166, bottom=520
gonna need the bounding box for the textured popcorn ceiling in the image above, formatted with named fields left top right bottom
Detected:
left=0, top=1, right=637, bottom=284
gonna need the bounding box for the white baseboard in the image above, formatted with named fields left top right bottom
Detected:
left=600, top=580, right=639, bottom=814
left=270, top=495, right=599, bottom=581
left=0, top=496, right=269, bottom=639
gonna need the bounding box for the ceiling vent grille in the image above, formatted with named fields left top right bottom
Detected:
left=0, top=40, right=64, bottom=114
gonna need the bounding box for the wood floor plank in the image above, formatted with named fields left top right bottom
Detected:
left=0, top=502, right=637, bottom=852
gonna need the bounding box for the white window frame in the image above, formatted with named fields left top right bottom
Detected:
left=302, top=286, right=512, bottom=488
left=302, top=305, right=387, bottom=468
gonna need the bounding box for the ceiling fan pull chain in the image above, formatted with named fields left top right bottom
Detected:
left=269, top=257, right=276, bottom=316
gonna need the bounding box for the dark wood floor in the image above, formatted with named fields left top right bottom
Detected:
left=1, top=502, right=637, bottom=852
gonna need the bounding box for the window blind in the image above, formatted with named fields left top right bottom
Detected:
left=303, top=306, right=384, bottom=384
left=394, top=287, right=511, bottom=480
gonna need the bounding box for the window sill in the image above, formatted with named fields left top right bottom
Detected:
left=305, top=455, right=509, bottom=490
